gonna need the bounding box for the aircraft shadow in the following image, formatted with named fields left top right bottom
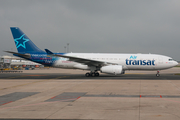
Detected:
left=1, top=73, right=180, bottom=80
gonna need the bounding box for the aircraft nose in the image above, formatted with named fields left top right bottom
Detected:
left=175, top=61, right=179, bottom=66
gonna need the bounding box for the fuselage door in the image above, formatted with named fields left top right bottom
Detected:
left=158, top=57, right=163, bottom=64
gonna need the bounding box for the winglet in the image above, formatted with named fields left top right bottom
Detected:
left=45, top=49, right=54, bottom=54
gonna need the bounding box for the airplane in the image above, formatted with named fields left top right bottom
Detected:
left=5, top=27, right=178, bottom=77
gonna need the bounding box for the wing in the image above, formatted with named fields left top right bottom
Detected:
left=45, top=49, right=117, bottom=67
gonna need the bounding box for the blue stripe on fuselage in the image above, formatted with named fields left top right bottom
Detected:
left=14, top=53, right=65, bottom=66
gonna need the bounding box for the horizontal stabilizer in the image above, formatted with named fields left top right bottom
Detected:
left=4, top=51, right=31, bottom=59
left=45, top=49, right=54, bottom=54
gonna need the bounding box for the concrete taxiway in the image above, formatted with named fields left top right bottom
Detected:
left=0, top=67, right=180, bottom=120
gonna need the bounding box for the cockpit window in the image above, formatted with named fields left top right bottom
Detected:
left=169, top=59, right=173, bottom=61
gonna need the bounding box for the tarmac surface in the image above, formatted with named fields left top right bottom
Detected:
left=0, top=67, right=180, bottom=120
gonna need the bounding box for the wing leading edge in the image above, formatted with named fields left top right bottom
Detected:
left=45, top=49, right=116, bottom=67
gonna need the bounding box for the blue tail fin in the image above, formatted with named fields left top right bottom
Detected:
left=10, top=27, right=45, bottom=53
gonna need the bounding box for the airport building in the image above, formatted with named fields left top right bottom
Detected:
left=0, top=55, right=43, bottom=70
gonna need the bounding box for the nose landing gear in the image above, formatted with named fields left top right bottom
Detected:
left=156, top=71, right=160, bottom=77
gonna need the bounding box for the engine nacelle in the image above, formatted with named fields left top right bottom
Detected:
left=100, top=65, right=123, bottom=75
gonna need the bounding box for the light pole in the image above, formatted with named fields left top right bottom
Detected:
left=67, top=43, right=69, bottom=53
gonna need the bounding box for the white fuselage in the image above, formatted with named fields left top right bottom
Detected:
left=53, top=53, right=178, bottom=71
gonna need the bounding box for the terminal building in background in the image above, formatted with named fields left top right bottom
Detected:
left=0, top=56, right=43, bottom=70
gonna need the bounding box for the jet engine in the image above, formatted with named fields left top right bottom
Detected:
left=100, top=65, right=123, bottom=75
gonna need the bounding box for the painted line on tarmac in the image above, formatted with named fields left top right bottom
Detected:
left=162, top=98, right=180, bottom=104
left=84, top=94, right=180, bottom=98
left=5, top=75, right=47, bottom=79
left=0, top=82, right=35, bottom=90
left=5, top=75, right=27, bottom=79
left=0, top=101, right=13, bottom=106
left=125, top=73, right=144, bottom=75
left=54, top=76, right=67, bottom=79
left=24, top=75, right=47, bottom=76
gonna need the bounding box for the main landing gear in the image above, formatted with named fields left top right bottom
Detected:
left=156, top=71, right=160, bottom=77
left=85, top=72, right=99, bottom=77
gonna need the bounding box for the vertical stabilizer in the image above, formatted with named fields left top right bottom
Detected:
left=10, top=27, right=44, bottom=53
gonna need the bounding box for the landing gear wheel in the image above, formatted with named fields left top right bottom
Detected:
left=85, top=73, right=90, bottom=77
left=91, top=73, right=95, bottom=77
left=85, top=72, right=100, bottom=77
left=95, top=72, right=99, bottom=76
left=156, top=74, right=160, bottom=77
left=156, top=71, right=160, bottom=77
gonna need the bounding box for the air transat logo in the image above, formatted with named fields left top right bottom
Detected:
left=126, top=55, right=155, bottom=66
left=14, top=34, right=29, bottom=49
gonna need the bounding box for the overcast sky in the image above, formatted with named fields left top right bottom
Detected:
left=0, top=0, right=180, bottom=60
